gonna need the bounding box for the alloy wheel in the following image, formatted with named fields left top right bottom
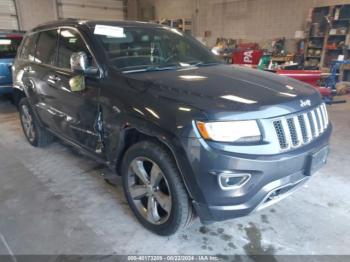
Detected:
left=21, top=104, right=35, bottom=142
left=127, top=157, right=172, bottom=225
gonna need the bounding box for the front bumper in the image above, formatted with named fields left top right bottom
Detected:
left=182, top=125, right=332, bottom=223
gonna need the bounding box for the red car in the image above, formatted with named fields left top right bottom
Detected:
left=276, top=70, right=332, bottom=97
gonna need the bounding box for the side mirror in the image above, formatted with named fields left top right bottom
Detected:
left=70, top=51, right=98, bottom=75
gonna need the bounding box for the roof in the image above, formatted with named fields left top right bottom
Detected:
left=31, top=19, right=161, bottom=32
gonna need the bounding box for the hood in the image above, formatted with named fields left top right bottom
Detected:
left=124, top=64, right=322, bottom=120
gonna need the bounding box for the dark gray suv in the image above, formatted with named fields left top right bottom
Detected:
left=12, top=19, right=331, bottom=235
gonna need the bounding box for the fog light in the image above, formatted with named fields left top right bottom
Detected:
left=218, top=173, right=251, bottom=190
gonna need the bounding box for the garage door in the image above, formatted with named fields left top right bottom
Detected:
left=57, top=0, right=124, bottom=21
left=0, top=0, right=19, bottom=30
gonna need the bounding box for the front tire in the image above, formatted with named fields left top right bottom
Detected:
left=121, top=141, right=193, bottom=236
left=19, top=98, right=53, bottom=147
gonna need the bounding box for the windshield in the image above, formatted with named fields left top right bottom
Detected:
left=0, top=37, right=22, bottom=59
left=92, top=25, right=221, bottom=72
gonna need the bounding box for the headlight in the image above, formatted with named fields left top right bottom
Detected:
left=196, top=120, right=261, bottom=143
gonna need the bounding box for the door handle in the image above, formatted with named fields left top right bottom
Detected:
left=48, top=75, right=61, bottom=82
left=23, top=66, right=33, bottom=73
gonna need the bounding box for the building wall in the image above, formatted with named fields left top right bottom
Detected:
left=16, top=0, right=125, bottom=31
left=153, top=0, right=350, bottom=47
left=15, top=0, right=57, bottom=31
left=127, top=0, right=138, bottom=20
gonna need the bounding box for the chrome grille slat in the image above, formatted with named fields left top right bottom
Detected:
left=303, top=114, right=312, bottom=142
left=273, top=103, right=329, bottom=151
left=307, top=111, right=316, bottom=137
left=310, top=110, right=319, bottom=137
left=321, top=104, right=328, bottom=127
left=324, top=104, right=329, bottom=126
left=293, top=116, right=303, bottom=146
left=287, top=118, right=298, bottom=146
left=302, top=113, right=312, bottom=142
left=280, top=118, right=292, bottom=149
left=273, top=120, right=287, bottom=149
left=297, top=115, right=307, bottom=143
left=316, top=107, right=324, bottom=132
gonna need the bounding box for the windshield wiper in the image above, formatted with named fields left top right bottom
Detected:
left=178, top=61, right=222, bottom=68
left=190, top=61, right=222, bottom=67
left=122, top=64, right=179, bottom=74
left=121, top=61, right=221, bottom=74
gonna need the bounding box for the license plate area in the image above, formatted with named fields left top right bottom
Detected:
left=304, top=146, right=329, bottom=176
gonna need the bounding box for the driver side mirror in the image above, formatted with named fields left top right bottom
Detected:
left=70, top=51, right=98, bottom=76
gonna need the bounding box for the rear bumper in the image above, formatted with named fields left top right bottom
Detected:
left=183, top=125, right=332, bottom=223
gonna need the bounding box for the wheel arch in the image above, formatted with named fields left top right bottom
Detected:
left=113, top=125, right=202, bottom=203
left=12, top=85, right=26, bottom=107
left=115, top=127, right=180, bottom=176
left=14, top=85, right=46, bottom=129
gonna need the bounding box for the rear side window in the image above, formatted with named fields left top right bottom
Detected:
left=20, top=34, right=37, bottom=61
left=57, top=28, right=92, bottom=69
left=35, top=29, right=58, bottom=65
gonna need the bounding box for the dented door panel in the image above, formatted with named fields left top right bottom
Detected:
left=50, top=69, right=101, bottom=152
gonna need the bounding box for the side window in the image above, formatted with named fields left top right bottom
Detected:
left=57, top=28, right=93, bottom=69
left=20, top=34, right=38, bottom=61
left=35, top=29, right=58, bottom=65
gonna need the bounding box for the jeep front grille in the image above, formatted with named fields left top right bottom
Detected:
left=273, top=103, right=329, bottom=150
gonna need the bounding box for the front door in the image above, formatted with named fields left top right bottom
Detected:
left=50, top=28, right=101, bottom=153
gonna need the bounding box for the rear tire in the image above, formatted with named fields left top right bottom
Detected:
left=121, top=140, right=193, bottom=236
left=19, top=98, right=53, bottom=147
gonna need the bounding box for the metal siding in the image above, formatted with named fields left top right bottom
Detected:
left=0, top=0, right=18, bottom=30
left=57, top=0, right=124, bottom=20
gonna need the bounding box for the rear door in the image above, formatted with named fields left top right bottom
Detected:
left=27, top=29, right=62, bottom=131
left=13, top=32, right=38, bottom=103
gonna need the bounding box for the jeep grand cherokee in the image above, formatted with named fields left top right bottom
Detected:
left=12, top=20, right=331, bottom=235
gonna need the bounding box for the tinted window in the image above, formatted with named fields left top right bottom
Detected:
left=57, top=29, right=92, bottom=69
left=0, top=36, right=22, bottom=59
left=20, top=34, right=37, bottom=61
left=35, top=30, right=58, bottom=65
